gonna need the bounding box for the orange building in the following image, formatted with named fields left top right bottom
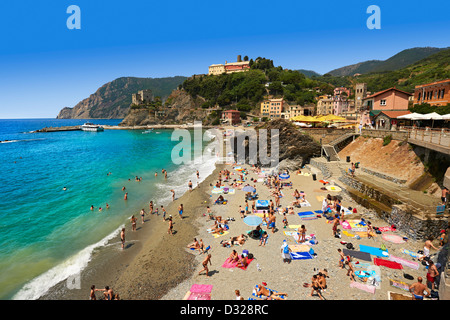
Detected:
left=414, top=79, right=450, bottom=106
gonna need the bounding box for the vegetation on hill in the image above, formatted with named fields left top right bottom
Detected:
left=312, top=48, right=450, bottom=94
left=327, top=47, right=446, bottom=77
left=181, top=57, right=334, bottom=115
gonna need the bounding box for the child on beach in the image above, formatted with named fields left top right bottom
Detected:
left=259, top=231, right=268, bottom=247
left=297, top=225, right=306, bottom=243
left=337, top=249, right=345, bottom=269
left=130, top=215, right=137, bottom=231
left=282, top=213, right=288, bottom=229
left=178, top=204, right=183, bottom=219
left=199, top=254, right=212, bottom=277
left=168, top=216, right=173, bottom=235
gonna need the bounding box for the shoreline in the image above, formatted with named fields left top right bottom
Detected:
left=38, top=159, right=225, bottom=300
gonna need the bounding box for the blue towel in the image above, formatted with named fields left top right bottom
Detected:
left=359, top=244, right=388, bottom=258
left=290, top=251, right=313, bottom=260
left=297, top=211, right=315, bottom=216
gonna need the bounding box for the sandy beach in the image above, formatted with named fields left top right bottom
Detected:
left=157, top=162, right=443, bottom=301
left=41, top=130, right=443, bottom=301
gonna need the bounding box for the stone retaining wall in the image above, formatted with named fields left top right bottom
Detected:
left=359, top=167, right=407, bottom=185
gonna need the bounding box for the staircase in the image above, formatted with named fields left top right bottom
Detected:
left=322, top=144, right=340, bottom=161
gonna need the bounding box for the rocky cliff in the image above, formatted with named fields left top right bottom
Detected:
left=231, top=119, right=322, bottom=168
left=56, top=76, right=187, bottom=119
left=119, top=89, right=218, bottom=126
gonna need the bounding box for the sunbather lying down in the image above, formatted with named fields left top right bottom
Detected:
left=220, top=234, right=246, bottom=247
left=255, top=284, right=288, bottom=300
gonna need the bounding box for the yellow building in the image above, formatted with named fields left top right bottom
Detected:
left=317, top=97, right=334, bottom=115
left=260, top=98, right=284, bottom=119
left=208, top=64, right=226, bottom=76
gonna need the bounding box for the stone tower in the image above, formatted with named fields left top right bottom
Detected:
left=355, top=83, right=367, bottom=111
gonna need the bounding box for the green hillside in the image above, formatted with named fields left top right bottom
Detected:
left=327, top=47, right=446, bottom=76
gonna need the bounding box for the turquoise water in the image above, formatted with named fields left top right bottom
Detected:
left=0, top=119, right=217, bottom=299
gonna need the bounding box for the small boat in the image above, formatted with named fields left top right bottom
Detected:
left=81, top=123, right=104, bottom=132
left=142, top=129, right=154, bottom=134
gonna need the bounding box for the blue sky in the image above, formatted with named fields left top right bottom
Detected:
left=0, top=0, right=449, bottom=118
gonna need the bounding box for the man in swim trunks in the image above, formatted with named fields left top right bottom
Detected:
left=419, top=236, right=439, bottom=262
left=198, top=254, right=212, bottom=277
left=426, top=260, right=439, bottom=291
left=255, top=284, right=287, bottom=300
left=269, top=213, right=276, bottom=234
left=409, top=277, right=429, bottom=300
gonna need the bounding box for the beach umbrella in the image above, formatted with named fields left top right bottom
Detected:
left=243, top=215, right=263, bottom=226
left=242, top=185, right=256, bottom=193
left=279, top=173, right=290, bottom=179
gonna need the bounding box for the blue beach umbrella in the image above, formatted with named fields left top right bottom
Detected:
left=279, top=173, right=290, bottom=180
left=243, top=215, right=263, bottom=226
left=242, top=185, right=256, bottom=193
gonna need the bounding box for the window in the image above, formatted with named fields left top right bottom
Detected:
left=380, top=99, right=386, bottom=106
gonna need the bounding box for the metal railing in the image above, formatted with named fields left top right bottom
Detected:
left=401, top=126, right=450, bottom=148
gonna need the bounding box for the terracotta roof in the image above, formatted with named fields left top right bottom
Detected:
left=364, top=87, right=412, bottom=100
left=373, top=110, right=411, bottom=119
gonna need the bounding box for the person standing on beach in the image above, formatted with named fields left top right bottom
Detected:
left=269, top=213, right=276, bottom=234
left=337, top=249, right=345, bottom=269
left=120, top=228, right=125, bottom=250
left=196, top=170, right=199, bottom=179
left=130, top=215, right=137, bottom=231
left=188, top=180, right=193, bottom=192
left=168, top=216, right=173, bottom=235
left=124, top=192, right=128, bottom=201
left=171, top=189, right=175, bottom=201
left=441, top=187, right=449, bottom=205
left=178, top=204, right=183, bottom=219
left=198, top=254, right=212, bottom=277
left=345, top=260, right=355, bottom=281
left=332, top=215, right=339, bottom=238
left=164, top=170, right=168, bottom=179
left=161, top=205, right=167, bottom=221
left=149, top=201, right=154, bottom=214
left=140, top=209, right=146, bottom=224
left=426, top=260, right=439, bottom=291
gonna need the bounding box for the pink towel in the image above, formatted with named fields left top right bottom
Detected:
left=378, top=226, right=395, bottom=232
left=190, top=284, right=213, bottom=293
left=222, top=257, right=238, bottom=268
left=340, top=221, right=352, bottom=229
left=350, top=281, right=376, bottom=294
left=388, top=255, right=419, bottom=270
left=187, top=292, right=211, bottom=300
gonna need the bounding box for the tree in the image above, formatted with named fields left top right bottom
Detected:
left=243, top=56, right=249, bottom=61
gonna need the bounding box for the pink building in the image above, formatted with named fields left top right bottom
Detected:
left=360, top=87, right=412, bottom=127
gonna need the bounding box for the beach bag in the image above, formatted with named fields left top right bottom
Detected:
left=346, top=243, right=355, bottom=250
left=380, top=244, right=387, bottom=251
left=403, top=273, right=414, bottom=280
left=248, top=253, right=254, bottom=259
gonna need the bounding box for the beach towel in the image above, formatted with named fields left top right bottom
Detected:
left=222, top=257, right=239, bottom=268
left=238, top=258, right=254, bottom=270
left=377, top=226, right=396, bottom=232
left=400, top=248, right=421, bottom=259
left=290, top=251, right=313, bottom=260
left=299, top=200, right=311, bottom=207
left=341, top=221, right=352, bottom=230
left=212, top=231, right=229, bottom=238
left=389, top=279, right=411, bottom=292
left=374, top=258, right=403, bottom=269
left=342, top=208, right=353, bottom=215
left=314, top=210, right=323, bottom=214
left=388, top=255, right=419, bottom=270
left=184, top=284, right=213, bottom=300
left=355, top=270, right=377, bottom=278
left=343, top=249, right=372, bottom=262
left=382, top=234, right=405, bottom=244
left=355, top=231, right=377, bottom=238
left=354, top=262, right=372, bottom=269
left=297, top=211, right=315, bottom=217
left=319, top=180, right=329, bottom=184
left=359, top=244, right=389, bottom=258
left=289, top=244, right=312, bottom=252
left=350, top=281, right=376, bottom=294
left=301, top=216, right=318, bottom=221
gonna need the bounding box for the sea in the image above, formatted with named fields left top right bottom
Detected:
left=0, top=118, right=219, bottom=300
